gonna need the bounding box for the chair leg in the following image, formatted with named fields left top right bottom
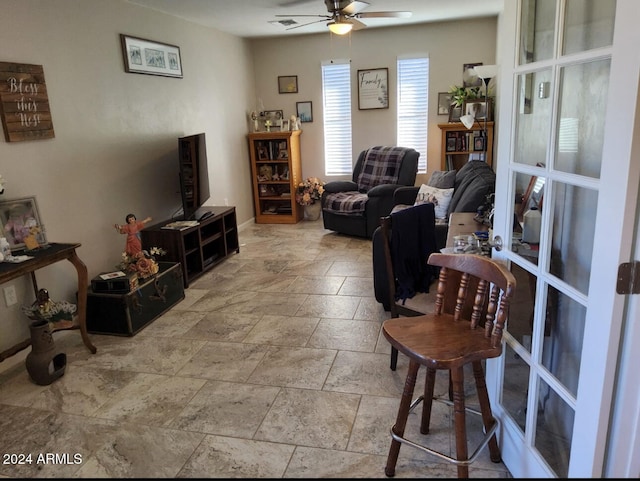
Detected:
left=420, top=367, right=436, bottom=434
left=390, top=347, right=398, bottom=371
left=472, top=360, right=501, bottom=463
left=451, top=366, right=469, bottom=478
left=385, top=360, right=420, bottom=477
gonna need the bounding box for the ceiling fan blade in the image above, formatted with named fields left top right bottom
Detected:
left=278, top=0, right=316, bottom=6
left=350, top=18, right=367, bottom=30
left=356, top=11, right=412, bottom=18
left=275, top=14, right=331, bottom=18
left=341, top=1, right=370, bottom=16
left=285, top=18, right=331, bottom=30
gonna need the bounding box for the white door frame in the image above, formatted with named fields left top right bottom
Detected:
left=489, top=0, right=640, bottom=476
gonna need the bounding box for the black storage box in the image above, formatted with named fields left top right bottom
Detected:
left=91, top=271, right=139, bottom=294
left=86, top=262, right=185, bottom=336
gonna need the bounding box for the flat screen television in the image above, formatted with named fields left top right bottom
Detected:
left=178, top=133, right=211, bottom=221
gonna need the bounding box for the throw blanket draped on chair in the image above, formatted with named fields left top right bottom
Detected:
left=391, top=203, right=438, bottom=302
left=324, top=146, right=408, bottom=215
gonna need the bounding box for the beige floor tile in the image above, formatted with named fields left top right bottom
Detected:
left=247, top=346, right=336, bottom=389
left=0, top=222, right=512, bottom=479
left=243, top=314, right=320, bottom=346
left=254, top=388, right=360, bottom=450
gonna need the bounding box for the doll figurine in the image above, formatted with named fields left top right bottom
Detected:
left=114, top=213, right=152, bottom=256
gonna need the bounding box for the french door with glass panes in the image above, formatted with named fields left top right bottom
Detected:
left=488, top=0, right=640, bottom=477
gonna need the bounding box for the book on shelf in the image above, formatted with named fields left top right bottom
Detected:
left=162, top=220, right=199, bottom=230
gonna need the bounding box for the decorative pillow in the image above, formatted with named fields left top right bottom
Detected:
left=414, top=184, right=454, bottom=220
left=428, top=170, right=456, bottom=189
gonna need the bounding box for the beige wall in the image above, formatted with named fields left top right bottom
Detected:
left=0, top=0, right=256, bottom=350
left=250, top=17, right=497, bottom=185
left=0, top=0, right=496, bottom=352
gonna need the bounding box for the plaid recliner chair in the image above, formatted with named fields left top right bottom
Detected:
left=321, top=146, right=419, bottom=238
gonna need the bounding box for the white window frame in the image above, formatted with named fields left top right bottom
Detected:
left=321, top=59, right=352, bottom=176
left=397, top=55, right=429, bottom=173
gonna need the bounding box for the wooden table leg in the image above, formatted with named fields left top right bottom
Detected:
left=67, top=250, right=97, bottom=354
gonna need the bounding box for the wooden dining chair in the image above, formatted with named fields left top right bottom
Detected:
left=382, top=252, right=516, bottom=478
left=378, top=202, right=438, bottom=370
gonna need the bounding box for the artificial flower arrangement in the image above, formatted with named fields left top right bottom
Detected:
left=295, top=177, right=325, bottom=206
left=22, top=288, right=77, bottom=330
left=118, top=247, right=166, bottom=280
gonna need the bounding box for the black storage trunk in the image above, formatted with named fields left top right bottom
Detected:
left=86, top=262, right=185, bottom=336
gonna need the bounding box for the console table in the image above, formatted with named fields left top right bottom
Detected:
left=0, top=243, right=96, bottom=361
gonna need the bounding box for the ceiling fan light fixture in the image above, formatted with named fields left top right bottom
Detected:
left=328, top=20, right=353, bottom=35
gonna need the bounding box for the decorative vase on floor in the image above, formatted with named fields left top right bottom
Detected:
left=304, top=202, right=321, bottom=221
left=25, top=320, right=67, bottom=386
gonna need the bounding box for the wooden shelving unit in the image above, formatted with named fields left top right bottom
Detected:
left=247, top=130, right=303, bottom=224
left=141, top=206, right=239, bottom=288
left=438, top=121, right=494, bottom=171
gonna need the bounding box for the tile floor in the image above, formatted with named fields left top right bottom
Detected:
left=0, top=219, right=512, bottom=478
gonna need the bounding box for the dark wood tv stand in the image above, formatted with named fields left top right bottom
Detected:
left=141, top=206, right=239, bottom=288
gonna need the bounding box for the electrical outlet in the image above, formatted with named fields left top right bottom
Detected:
left=224, top=197, right=229, bottom=206
left=3, top=285, right=17, bottom=307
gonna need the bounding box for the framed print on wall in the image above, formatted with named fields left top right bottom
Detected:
left=278, top=75, right=298, bottom=94
left=438, top=92, right=453, bottom=115
left=120, top=34, right=183, bottom=78
left=0, top=196, right=47, bottom=251
left=296, top=101, right=313, bottom=122
left=463, top=62, right=483, bottom=87
left=357, top=68, right=389, bottom=110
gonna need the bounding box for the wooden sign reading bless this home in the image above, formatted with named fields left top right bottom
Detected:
left=0, top=62, right=55, bottom=142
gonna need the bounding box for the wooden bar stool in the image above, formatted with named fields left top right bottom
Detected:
left=382, top=253, right=516, bottom=478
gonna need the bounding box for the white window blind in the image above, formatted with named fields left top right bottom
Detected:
left=322, top=60, right=352, bottom=176
left=397, top=56, right=429, bottom=173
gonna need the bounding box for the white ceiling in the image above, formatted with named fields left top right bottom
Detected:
left=125, top=0, right=503, bottom=38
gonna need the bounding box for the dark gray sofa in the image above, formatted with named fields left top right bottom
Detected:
left=392, top=160, right=496, bottom=251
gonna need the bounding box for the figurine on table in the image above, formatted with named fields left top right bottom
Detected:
left=114, top=213, right=152, bottom=256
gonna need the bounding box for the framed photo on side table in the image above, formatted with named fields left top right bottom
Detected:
left=463, top=98, right=493, bottom=121
left=0, top=196, right=47, bottom=251
left=120, top=34, right=183, bottom=78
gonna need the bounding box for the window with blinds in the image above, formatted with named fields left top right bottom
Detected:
left=322, top=60, right=352, bottom=176
left=397, top=56, right=429, bottom=173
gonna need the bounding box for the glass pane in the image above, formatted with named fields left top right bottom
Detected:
left=563, top=0, right=616, bottom=55
left=540, top=286, right=585, bottom=397
left=550, top=182, right=597, bottom=294
left=513, top=172, right=546, bottom=266
left=556, top=60, right=610, bottom=178
left=502, top=343, right=530, bottom=432
left=508, top=263, right=535, bottom=353
left=519, top=0, right=557, bottom=64
left=514, top=70, right=552, bottom=167
left=535, top=377, right=573, bottom=477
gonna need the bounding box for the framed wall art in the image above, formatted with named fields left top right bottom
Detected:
left=278, top=75, right=298, bottom=94
left=0, top=196, right=47, bottom=251
left=437, top=92, right=453, bottom=115
left=357, top=68, right=389, bottom=110
left=463, top=62, right=483, bottom=87
left=120, top=34, right=183, bottom=78
left=296, top=101, right=313, bottom=122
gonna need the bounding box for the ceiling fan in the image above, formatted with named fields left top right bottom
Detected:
left=275, top=0, right=412, bottom=35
